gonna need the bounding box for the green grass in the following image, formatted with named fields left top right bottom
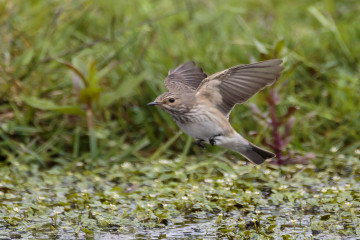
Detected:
left=1, top=0, right=360, bottom=162
left=1, top=0, right=360, bottom=238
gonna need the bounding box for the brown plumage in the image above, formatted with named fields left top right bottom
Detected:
left=148, top=59, right=284, bottom=164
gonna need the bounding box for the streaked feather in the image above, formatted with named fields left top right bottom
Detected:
left=165, top=61, right=207, bottom=92
left=197, top=59, right=284, bottom=118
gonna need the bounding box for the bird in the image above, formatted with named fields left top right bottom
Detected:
left=147, top=59, right=284, bottom=164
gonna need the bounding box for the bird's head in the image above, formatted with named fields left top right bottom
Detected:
left=147, top=92, right=195, bottom=115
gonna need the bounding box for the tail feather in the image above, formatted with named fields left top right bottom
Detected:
left=238, top=143, right=275, bottom=165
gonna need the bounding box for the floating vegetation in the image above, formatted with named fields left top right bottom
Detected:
left=1, top=152, right=360, bottom=239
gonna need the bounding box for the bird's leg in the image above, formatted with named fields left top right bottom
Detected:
left=196, top=139, right=206, bottom=149
left=209, top=134, right=221, bottom=147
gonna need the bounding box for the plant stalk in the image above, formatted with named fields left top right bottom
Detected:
left=269, top=89, right=284, bottom=165
left=86, top=102, right=97, bottom=159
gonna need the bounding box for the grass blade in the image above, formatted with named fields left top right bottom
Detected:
left=147, top=132, right=182, bottom=163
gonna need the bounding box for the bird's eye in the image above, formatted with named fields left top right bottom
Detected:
left=169, top=98, right=175, bottom=103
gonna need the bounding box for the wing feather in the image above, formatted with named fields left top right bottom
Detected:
left=197, top=59, right=284, bottom=118
left=165, top=61, right=207, bottom=92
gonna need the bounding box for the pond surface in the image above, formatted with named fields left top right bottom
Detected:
left=1, top=153, right=360, bottom=239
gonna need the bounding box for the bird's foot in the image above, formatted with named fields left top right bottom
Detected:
left=209, top=134, right=221, bottom=147
left=196, top=139, right=206, bottom=149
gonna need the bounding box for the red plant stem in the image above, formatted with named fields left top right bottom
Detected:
left=269, top=89, right=284, bottom=165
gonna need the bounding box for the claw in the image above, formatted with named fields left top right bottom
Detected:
left=209, top=134, right=221, bottom=147
left=196, top=139, right=206, bottom=149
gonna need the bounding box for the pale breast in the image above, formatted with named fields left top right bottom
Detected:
left=173, top=107, right=233, bottom=142
left=177, top=121, right=223, bottom=142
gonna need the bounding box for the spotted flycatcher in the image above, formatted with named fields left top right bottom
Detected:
left=148, top=59, right=284, bottom=164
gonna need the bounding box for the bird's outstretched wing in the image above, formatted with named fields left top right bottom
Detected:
left=164, top=61, right=207, bottom=92
left=196, top=59, right=284, bottom=118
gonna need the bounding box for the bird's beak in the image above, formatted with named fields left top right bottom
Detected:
left=147, top=101, right=161, bottom=106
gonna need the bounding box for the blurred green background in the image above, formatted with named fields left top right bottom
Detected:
left=1, top=0, right=360, bottom=166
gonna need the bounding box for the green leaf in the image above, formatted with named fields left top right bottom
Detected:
left=57, top=58, right=87, bottom=84
left=308, top=6, right=353, bottom=62
left=3, top=217, right=19, bottom=226
left=273, top=38, right=285, bottom=57
left=98, top=73, right=145, bottom=108
left=253, top=39, right=269, bottom=54
left=336, top=197, right=345, bottom=203
left=159, top=173, right=174, bottom=181
left=320, top=214, right=331, bottom=220
left=21, top=96, right=85, bottom=116
left=356, top=226, right=360, bottom=235
left=82, top=228, right=94, bottom=236
left=74, top=226, right=81, bottom=234
left=21, top=96, right=60, bottom=109
left=109, top=137, right=150, bottom=162
left=97, top=61, right=121, bottom=79
left=215, top=214, right=223, bottom=224
left=308, top=6, right=332, bottom=28
left=282, top=234, right=292, bottom=240
left=213, top=161, right=235, bottom=174
left=79, top=87, right=102, bottom=104
left=307, top=198, right=319, bottom=206
left=181, top=135, right=192, bottom=161
left=147, top=132, right=182, bottom=163
left=266, top=224, right=277, bottom=233
left=87, top=60, right=99, bottom=88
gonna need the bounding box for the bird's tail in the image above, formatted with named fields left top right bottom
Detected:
left=234, top=142, right=276, bottom=165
